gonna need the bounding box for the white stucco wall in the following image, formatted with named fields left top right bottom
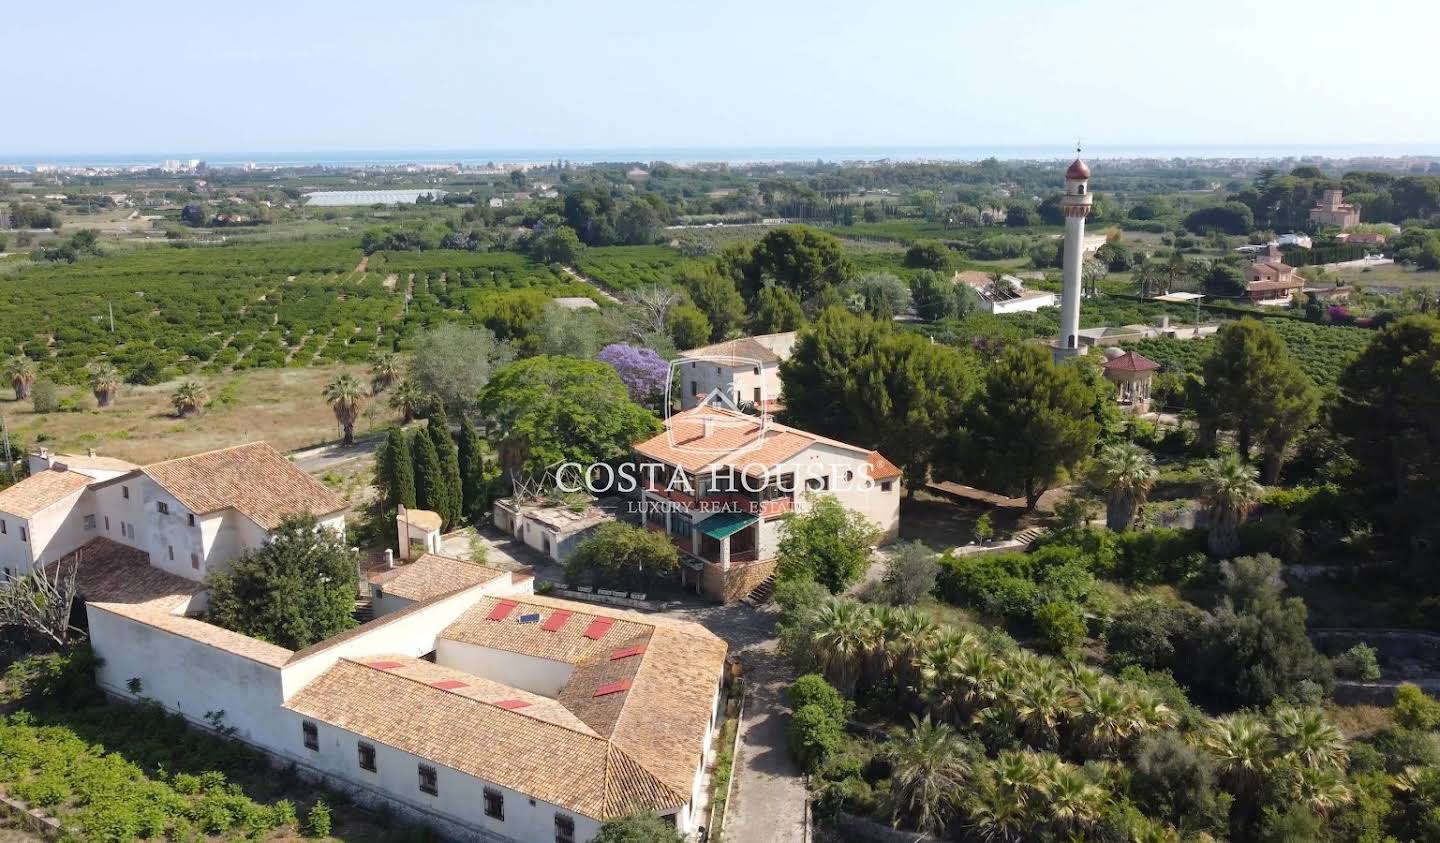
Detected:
left=0, top=487, right=93, bottom=575
left=678, top=359, right=783, bottom=410
left=434, top=640, right=573, bottom=699
left=776, top=444, right=900, bottom=542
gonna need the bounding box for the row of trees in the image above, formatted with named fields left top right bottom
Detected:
left=375, top=409, right=489, bottom=532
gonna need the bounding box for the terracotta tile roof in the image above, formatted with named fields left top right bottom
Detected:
left=1246, top=278, right=1304, bottom=292
left=678, top=332, right=796, bottom=365
left=44, top=537, right=193, bottom=607
left=441, top=595, right=654, bottom=664
left=42, top=452, right=139, bottom=473
left=1102, top=350, right=1161, bottom=373
left=371, top=554, right=507, bottom=602
left=350, top=654, right=597, bottom=734
left=868, top=451, right=903, bottom=482
left=284, top=658, right=685, bottom=820
left=0, top=469, right=91, bottom=518
left=141, top=442, right=347, bottom=529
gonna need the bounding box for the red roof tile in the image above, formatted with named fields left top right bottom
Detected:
left=542, top=609, right=574, bottom=632
left=488, top=599, right=520, bottom=621
left=431, top=679, right=469, bottom=690
left=594, top=679, right=632, bottom=697
left=494, top=699, right=532, bottom=710
left=1102, top=350, right=1161, bottom=373
left=610, top=644, right=647, bottom=661
left=366, top=660, right=403, bottom=670
left=584, top=617, right=616, bottom=640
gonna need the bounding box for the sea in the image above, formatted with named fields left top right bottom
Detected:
left=6, top=144, right=1440, bottom=169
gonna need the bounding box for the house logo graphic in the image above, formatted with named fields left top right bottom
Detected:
left=663, top=353, right=770, bottom=456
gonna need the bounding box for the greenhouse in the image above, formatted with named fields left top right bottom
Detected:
left=302, top=189, right=447, bottom=206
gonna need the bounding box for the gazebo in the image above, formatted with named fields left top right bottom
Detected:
left=1102, top=350, right=1161, bottom=413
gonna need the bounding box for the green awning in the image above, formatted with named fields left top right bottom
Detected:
left=699, top=512, right=757, bottom=540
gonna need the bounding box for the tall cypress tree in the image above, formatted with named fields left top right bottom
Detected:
left=377, top=428, right=417, bottom=511
left=411, top=428, right=449, bottom=524
left=428, top=406, right=463, bottom=527
left=457, top=415, right=488, bottom=521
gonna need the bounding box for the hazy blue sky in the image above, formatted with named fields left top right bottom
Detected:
left=6, top=0, right=1437, bottom=156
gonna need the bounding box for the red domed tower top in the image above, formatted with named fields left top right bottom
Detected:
left=1066, top=158, right=1091, bottom=180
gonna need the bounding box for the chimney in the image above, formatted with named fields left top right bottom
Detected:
left=702, top=418, right=715, bottom=437
left=384, top=549, right=394, bottom=569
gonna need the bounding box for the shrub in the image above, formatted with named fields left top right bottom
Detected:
left=1368, top=726, right=1440, bottom=772
left=788, top=704, right=844, bottom=772
left=1032, top=600, right=1087, bottom=657
left=1396, top=683, right=1440, bottom=731
left=1, top=645, right=102, bottom=707
left=1111, top=527, right=1206, bottom=584
left=304, top=801, right=333, bottom=837
left=30, top=378, right=60, bottom=413
left=1105, top=598, right=1198, bottom=672
left=880, top=541, right=939, bottom=605
left=972, top=513, right=994, bottom=543
left=1333, top=644, right=1382, bottom=682
left=787, top=675, right=851, bottom=723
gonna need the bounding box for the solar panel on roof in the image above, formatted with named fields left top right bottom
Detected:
left=494, top=699, right=532, bottom=710
left=487, top=600, right=520, bottom=621
left=593, top=679, right=632, bottom=697
left=583, top=617, right=615, bottom=640
left=610, top=644, right=647, bottom=660
left=430, top=679, right=468, bottom=690
left=518, top=612, right=541, bottom=624
left=541, top=609, right=573, bottom=632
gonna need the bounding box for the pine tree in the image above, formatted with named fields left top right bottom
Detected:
left=457, top=415, right=488, bottom=522
left=376, top=428, right=416, bottom=512
left=411, top=429, right=449, bottom=522
left=428, top=407, right=463, bottom=527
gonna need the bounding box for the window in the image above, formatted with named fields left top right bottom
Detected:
left=104, top=516, right=110, bottom=531
left=187, top=513, right=196, bottom=527
left=418, top=764, right=438, bottom=796
left=805, top=476, right=829, bottom=492
left=670, top=515, right=692, bottom=540
left=18, top=526, right=26, bottom=543
left=157, top=501, right=169, bottom=515
left=357, top=742, right=376, bottom=772
left=881, top=481, right=893, bottom=492
left=1, top=519, right=6, bottom=534
left=554, top=813, right=575, bottom=843
left=1077, top=184, right=1086, bottom=194
left=122, top=485, right=129, bottom=499
left=167, top=545, right=174, bottom=561
left=752, top=366, right=760, bottom=375
left=690, top=380, right=697, bottom=396
left=753, top=387, right=761, bottom=403
left=84, top=514, right=96, bottom=530
left=483, top=787, right=504, bottom=819
left=844, top=469, right=854, bottom=482
left=191, top=553, right=200, bottom=570
left=302, top=721, right=318, bottom=751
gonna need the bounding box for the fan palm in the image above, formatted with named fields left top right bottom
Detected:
left=1075, top=682, right=1135, bottom=758
left=389, top=378, right=427, bottom=424
left=1013, top=672, right=1074, bottom=749
left=955, top=646, right=1006, bottom=718
left=89, top=363, right=121, bottom=408
left=1272, top=707, right=1348, bottom=770
left=1093, top=441, right=1158, bottom=531
left=171, top=380, right=209, bottom=418
left=1290, top=765, right=1353, bottom=816
left=885, top=608, right=938, bottom=692
left=967, top=772, right=1029, bottom=842
left=811, top=599, right=869, bottom=696
left=1047, top=765, right=1105, bottom=831
left=324, top=373, right=369, bottom=446
left=4, top=356, right=37, bottom=400
left=1202, top=712, right=1272, bottom=793
left=1200, top=452, right=1263, bottom=557
left=368, top=351, right=402, bottom=394
left=1126, top=688, right=1179, bottom=734
left=885, top=715, right=971, bottom=835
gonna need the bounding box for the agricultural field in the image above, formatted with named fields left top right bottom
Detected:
left=572, top=244, right=698, bottom=291
left=0, top=241, right=602, bottom=386
left=1, top=364, right=394, bottom=464
left=1129, top=317, right=1373, bottom=390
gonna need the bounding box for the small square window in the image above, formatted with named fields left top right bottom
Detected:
left=483, top=787, right=504, bottom=819
left=881, top=481, right=893, bottom=492
left=157, top=501, right=169, bottom=515
left=84, top=514, right=96, bottom=530
left=419, top=764, right=438, bottom=796
left=188, top=513, right=196, bottom=527
left=554, top=813, right=575, bottom=843
left=122, top=485, right=129, bottom=499
left=357, top=742, right=376, bottom=772
left=302, top=721, right=318, bottom=751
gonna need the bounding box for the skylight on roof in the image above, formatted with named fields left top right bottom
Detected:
left=583, top=617, right=615, bottom=640
left=494, top=699, right=532, bottom=710
left=365, top=660, right=403, bottom=670
left=430, top=679, right=468, bottom=690
left=487, top=600, right=520, bottom=621
left=610, top=644, right=647, bottom=660
left=542, top=609, right=573, bottom=632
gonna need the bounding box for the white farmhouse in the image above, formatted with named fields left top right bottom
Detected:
left=676, top=331, right=797, bottom=411
left=634, top=404, right=901, bottom=603
left=953, top=271, right=1058, bottom=315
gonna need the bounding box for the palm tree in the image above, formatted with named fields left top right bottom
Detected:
left=1075, top=682, right=1135, bottom=758
left=886, top=715, right=971, bottom=835
left=967, top=771, right=1029, bottom=842
left=1013, top=672, right=1074, bottom=749
left=1093, top=441, right=1158, bottom=531
left=89, top=363, right=121, bottom=408
left=1202, top=712, right=1272, bottom=794
left=811, top=599, right=869, bottom=696
left=884, top=608, right=937, bottom=693
left=171, top=380, right=208, bottom=418
left=389, top=378, right=427, bottom=424
left=4, top=356, right=36, bottom=400
left=1199, top=452, right=1264, bottom=556
left=1046, top=765, right=1104, bottom=832
left=1272, top=707, right=1348, bottom=770
left=324, top=373, right=369, bottom=446
left=368, top=351, right=402, bottom=394
left=1290, top=765, right=1353, bottom=816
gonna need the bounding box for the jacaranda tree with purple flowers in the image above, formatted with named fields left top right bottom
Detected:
left=598, top=343, right=670, bottom=408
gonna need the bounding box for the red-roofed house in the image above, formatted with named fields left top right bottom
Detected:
left=1102, top=350, right=1162, bottom=412
left=634, top=404, right=901, bottom=602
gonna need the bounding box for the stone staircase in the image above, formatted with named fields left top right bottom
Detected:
left=1012, top=527, right=1046, bottom=548
left=742, top=574, right=777, bottom=607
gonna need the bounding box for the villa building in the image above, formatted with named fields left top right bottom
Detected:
left=32, top=441, right=727, bottom=843
left=1244, top=244, right=1305, bottom=305
left=633, top=404, right=901, bottom=603
left=954, top=270, right=1057, bottom=314
left=676, top=332, right=797, bottom=411
left=1310, top=189, right=1361, bottom=229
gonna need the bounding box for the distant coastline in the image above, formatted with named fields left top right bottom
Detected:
left=4, top=143, right=1440, bottom=169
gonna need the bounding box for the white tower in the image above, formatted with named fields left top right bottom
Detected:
left=1054, top=154, right=1093, bottom=359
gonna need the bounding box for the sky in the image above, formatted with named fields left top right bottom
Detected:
left=5, top=0, right=1439, bottom=158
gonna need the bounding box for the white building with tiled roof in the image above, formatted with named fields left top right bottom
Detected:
left=61, top=538, right=726, bottom=842
left=2, top=441, right=346, bottom=580
left=676, top=331, right=797, bottom=411
left=634, top=404, right=901, bottom=602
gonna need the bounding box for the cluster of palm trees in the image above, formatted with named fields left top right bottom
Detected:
left=807, top=596, right=1353, bottom=839
left=1090, top=442, right=1264, bottom=557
